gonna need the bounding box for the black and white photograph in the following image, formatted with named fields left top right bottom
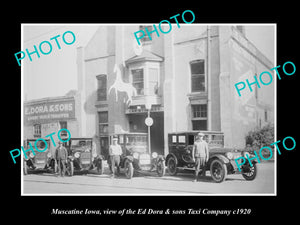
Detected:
left=21, top=23, right=276, bottom=195
left=3, top=5, right=298, bottom=221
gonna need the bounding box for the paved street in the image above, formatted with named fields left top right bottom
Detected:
left=23, top=162, right=275, bottom=195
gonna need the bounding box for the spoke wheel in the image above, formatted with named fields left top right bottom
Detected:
left=125, top=160, right=134, bottom=179
left=167, top=157, right=178, bottom=176
left=210, top=159, right=227, bottom=183
left=242, top=163, right=257, bottom=181
left=157, top=160, right=166, bottom=177
left=66, top=161, right=74, bottom=176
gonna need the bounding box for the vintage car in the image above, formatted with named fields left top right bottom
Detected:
left=23, top=139, right=55, bottom=175
left=108, top=133, right=165, bottom=179
left=64, top=138, right=104, bottom=176
left=165, top=131, right=258, bottom=183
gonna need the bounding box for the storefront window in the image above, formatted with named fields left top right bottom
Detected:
left=33, top=124, right=41, bottom=138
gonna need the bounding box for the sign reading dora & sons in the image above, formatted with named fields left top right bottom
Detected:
left=24, top=97, right=75, bottom=125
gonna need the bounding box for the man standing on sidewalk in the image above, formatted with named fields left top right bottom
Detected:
left=109, top=136, right=123, bottom=178
left=55, top=141, right=68, bottom=177
left=192, top=132, right=209, bottom=182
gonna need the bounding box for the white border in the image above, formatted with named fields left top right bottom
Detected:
left=21, top=23, right=277, bottom=196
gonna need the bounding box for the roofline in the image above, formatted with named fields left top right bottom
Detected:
left=24, top=95, right=75, bottom=105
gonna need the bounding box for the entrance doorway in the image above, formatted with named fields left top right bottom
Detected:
left=99, top=136, right=109, bottom=160
left=128, top=112, right=164, bottom=155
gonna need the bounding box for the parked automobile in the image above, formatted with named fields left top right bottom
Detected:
left=108, top=133, right=165, bottom=179
left=64, top=138, right=104, bottom=176
left=165, top=131, right=258, bottom=183
left=23, top=139, right=55, bottom=175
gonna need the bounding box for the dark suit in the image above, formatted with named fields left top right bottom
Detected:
left=55, top=146, right=68, bottom=176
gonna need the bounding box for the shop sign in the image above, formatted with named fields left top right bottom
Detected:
left=24, top=98, right=75, bottom=125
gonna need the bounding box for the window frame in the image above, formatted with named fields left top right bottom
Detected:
left=59, top=121, right=68, bottom=137
left=33, top=124, right=41, bottom=138
left=98, top=111, right=108, bottom=134
left=131, top=68, right=144, bottom=96
left=96, top=74, right=107, bottom=101
left=139, top=25, right=153, bottom=44
left=190, top=59, right=206, bottom=93
left=191, top=104, right=207, bottom=131
left=129, top=62, right=160, bottom=97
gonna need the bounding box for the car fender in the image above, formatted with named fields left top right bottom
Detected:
left=208, top=154, right=230, bottom=165
left=157, top=155, right=165, bottom=161
left=166, top=153, right=178, bottom=164
left=94, top=155, right=104, bottom=161
left=125, top=155, right=134, bottom=163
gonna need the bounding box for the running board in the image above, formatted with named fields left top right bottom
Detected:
left=176, top=167, right=195, bottom=170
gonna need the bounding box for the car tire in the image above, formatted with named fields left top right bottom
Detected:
left=167, top=157, right=178, bottom=176
left=23, top=161, right=28, bottom=175
left=97, top=159, right=104, bottom=175
left=157, top=160, right=166, bottom=177
left=242, top=163, right=257, bottom=181
left=66, top=161, right=74, bottom=176
left=210, top=159, right=227, bottom=183
left=125, top=160, right=134, bottom=179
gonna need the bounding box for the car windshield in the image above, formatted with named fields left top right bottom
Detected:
left=26, top=140, right=49, bottom=156
left=126, top=135, right=147, bottom=153
left=70, top=140, right=92, bottom=152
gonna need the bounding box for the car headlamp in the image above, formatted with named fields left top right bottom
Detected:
left=47, top=152, right=52, bottom=158
left=243, top=151, right=250, bottom=158
left=133, top=152, right=139, bottom=159
left=29, top=153, right=35, bottom=158
left=74, top=152, right=80, bottom=158
left=152, top=152, right=158, bottom=159
left=225, top=152, right=233, bottom=160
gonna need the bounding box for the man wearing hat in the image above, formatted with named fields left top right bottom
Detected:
left=109, top=136, right=123, bottom=178
left=192, top=132, right=209, bottom=182
left=55, top=141, right=68, bottom=177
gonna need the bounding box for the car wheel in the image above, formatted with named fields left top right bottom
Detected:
left=66, top=161, right=74, bottom=176
left=210, top=159, right=227, bottom=183
left=97, top=159, right=104, bottom=175
left=242, top=163, right=257, bottom=181
left=23, top=161, right=28, bottom=175
left=157, top=160, right=166, bottom=177
left=125, top=160, right=134, bottom=179
left=167, top=157, right=178, bottom=176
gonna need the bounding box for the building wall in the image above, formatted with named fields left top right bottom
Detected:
left=77, top=25, right=275, bottom=154
left=219, top=26, right=274, bottom=148
left=23, top=94, right=80, bottom=156
left=170, top=25, right=221, bottom=133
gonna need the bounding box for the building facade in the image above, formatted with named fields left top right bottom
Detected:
left=24, top=24, right=275, bottom=157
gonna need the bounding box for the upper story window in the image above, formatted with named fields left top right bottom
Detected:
left=98, top=111, right=108, bottom=134
left=190, top=60, right=205, bottom=92
left=264, top=110, right=268, bottom=122
left=132, top=69, right=144, bottom=95
left=139, top=25, right=153, bottom=44
left=191, top=104, right=207, bottom=130
left=148, top=68, right=159, bottom=95
left=96, top=74, right=107, bottom=101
